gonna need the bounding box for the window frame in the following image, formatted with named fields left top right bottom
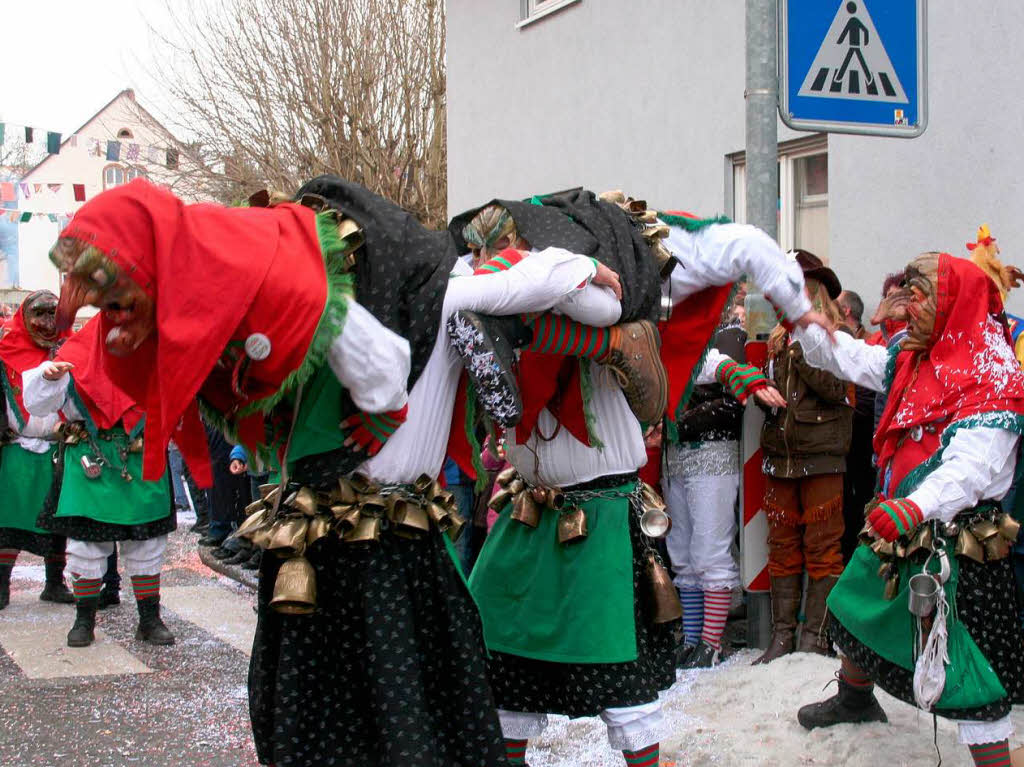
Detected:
left=102, top=164, right=126, bottom=191
left=517, top=0, right=581, bottom=28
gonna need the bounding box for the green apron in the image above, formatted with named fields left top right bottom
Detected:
left=0, top=443, right=57, bottom=534
left=829, top=543, right=1006, bottom=710
left=469, top=482, right=636, bottom=664
left=56, top=431, right=170, bottom=526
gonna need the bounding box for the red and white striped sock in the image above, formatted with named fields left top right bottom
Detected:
left=700, top=590, right=732, bottom=650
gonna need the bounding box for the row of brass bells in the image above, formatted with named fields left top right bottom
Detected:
left=269, top=556, right=316, bottom=615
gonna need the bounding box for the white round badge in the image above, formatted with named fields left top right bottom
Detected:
left=245, top=333, right=272, bottom=361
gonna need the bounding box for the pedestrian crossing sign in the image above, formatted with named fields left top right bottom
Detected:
left=780, top=0, right=928, bottom=137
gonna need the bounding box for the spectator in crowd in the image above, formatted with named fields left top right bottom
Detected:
left=755, top=251, right=853, bottom=664
left=836, top=290, right=877, bottom=563
left=444, top=455, right=478, bottom=574
left=870, top=272, right=910, bottom=432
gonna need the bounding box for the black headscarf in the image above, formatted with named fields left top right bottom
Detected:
left=449, top=189, right=660, bottom=323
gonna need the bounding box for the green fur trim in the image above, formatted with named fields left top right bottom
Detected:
left=237, top=211, right=356, bottom=418
left=883, top=343, right=901, bottom=390
left=894, top=411, right=1024, bottom=497
left=67, top=379, right=99, bottom=439
left=0, top=362, right=26, bottom=430
left=578, top=359, right=605, bottom=450
left=464, top=380, right=488, bottom=492
left=657, top=211, right=732, bottom=232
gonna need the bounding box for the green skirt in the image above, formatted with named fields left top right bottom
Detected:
left=0, top=443, right=57, bottom=534
left=55, top=438, right=170, bottom=526
left=469, top=481, right=636, bottom=664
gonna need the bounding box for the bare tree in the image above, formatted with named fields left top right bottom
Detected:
left=150, top=0, right=447, bottom=227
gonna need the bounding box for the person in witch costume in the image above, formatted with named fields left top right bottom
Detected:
left=0, top=290, right=75, bottom=609
left=461, top=201, right=821, bottom=767
left=23, top=316, right=176, bottom=647
left=46, top=175, right=622, bottom=767
left=793, top=253, right=1024, bottom=767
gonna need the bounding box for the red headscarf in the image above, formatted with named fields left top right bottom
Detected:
left=57, top=179, right=328, bottom=486
left=0, top=291, right=71, bottom=422
left=875, top=254, right=1024, bottom=488
left=56, top=316, right=141, bottom=432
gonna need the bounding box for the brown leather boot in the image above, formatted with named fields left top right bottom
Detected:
left=752, top=574, right=801, bottom=665
left=798, top=575, right=838, bottom=654
left=603, top=320, right=668, bottom=425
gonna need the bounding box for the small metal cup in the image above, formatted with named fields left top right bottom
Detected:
left=907, top=572, right=939, bottom=617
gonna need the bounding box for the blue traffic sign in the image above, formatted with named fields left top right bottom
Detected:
left=779, top=0, right=928, bottom=137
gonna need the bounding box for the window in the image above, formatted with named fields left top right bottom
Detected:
left=728, top=135, right=830, bottom=262
left=126, top=167, right=148, bottom=182
left=103, top=164, right=125, bottom=190
left=518, top=0, right=581, bottom=27
left=117, top=128, right=133, bottom=139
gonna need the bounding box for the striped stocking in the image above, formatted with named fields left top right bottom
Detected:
left=623, top=743, right=659, bottom=767
left=679, top=587, right=704, bottom=646
left=71, top=574, right=102, bottom=601
left=700, top=590, right=732, bottom=650
left=131, top=574, right=161, bottom=601
left=968, top=741, right=1012, bottom=766
left=523, top=313, right=610, bottom=360
left=504, top=738, right=528, bottom=765
left=0, top=550, right=18, bottom=568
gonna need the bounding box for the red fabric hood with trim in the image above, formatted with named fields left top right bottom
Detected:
left=0, top=290, right=72, bottom=421
left=58, top=179, right=326, bottom=486
left=875, top=254, right=1024, bottom=488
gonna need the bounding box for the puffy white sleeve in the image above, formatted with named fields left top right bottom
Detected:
left=328, top=300, right=411, bottom=413
left=555, top=283, right=622, bottom=326
left=445, top=246, right=598, bottom=316
left=22, top=365, right=70, bottom=417
left=695, top=348, right=731, bottom=386
left=665, top=222, right=811, bottom=321
left=906, top=427, right=1020, bottom=523
left=791, top=323, right=889, bottom=392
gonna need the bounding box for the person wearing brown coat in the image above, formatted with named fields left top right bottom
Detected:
left=754, top=251, right=854, bottom=665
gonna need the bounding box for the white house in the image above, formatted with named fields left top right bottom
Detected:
left=6, top=89, right=201, bottom=296
left=446, top=0, right=1024, bottom=317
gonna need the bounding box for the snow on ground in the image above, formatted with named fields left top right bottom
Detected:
left=528, top=649, right=1024, bottom=766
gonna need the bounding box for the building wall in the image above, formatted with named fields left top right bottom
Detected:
left=447, top=0, right=1024, bottom=317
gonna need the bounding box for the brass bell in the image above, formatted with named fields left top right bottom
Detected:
left=387, top=497, right=430, bottom=534
left=359, top=494, right=389, bottom=517
left=434, top=489, right=455, bottom=507
left=495, top=467, right=518, bottom=488
left=546, top=489, right=566, bottom=510
left=349, top=472, right=377, bottom=494
left=333, top=478, right=358, bottom=504
left=488, top=489, right=514, bottom=512
left=870, top=538, right=895, bottom=559
left=644, top=552, right=683, bottom=623
left=413, top=474, right=435, bottom=495
left=129, top=437, right=144, bottom=454
left=507, top=479, right=526, bottom=496
left=906, top=525, right=934, bottom=557
left=286, top=487, right=318, bottom=516
left=858, top=523, right=876, bottom=547
left=446, top=513, right=468, bottom=542
left=258, top=483, right=278, bottom=499
left=982, top=534, right=1012, bottom=561
left=263, top=486, right=282, bottom=508
left=335, top=505, right=362, bottom=531
left=244, top=499, right=268, bottom=517
left=426, top=502, right=453, bottom=531
left=894, top=540, right=908, bottom=560
left=235, top=508, right=270, bottom=540
left=268, top=517, right=308, bottom=556
left=305, top=515, right=332, bottom=547
left=249, top=525, right=274, bottom=549
left=954, top=528, right=985, bottom=563
left=531, top=487, right=549, bottom=505
left=269, top=556, right=316, bottom=615
left=343, top=513, right=382, bottom=543
left=511, top=492, right=541, bottom=528
left=883, top=571, right=901, bottom=601
left=970, top=519, right=1000, bottom=542
left=998, top=513, right=1021, bottom=542
left=639, top=507, right=672, bottom=538
left=557, top=507, right=588, bottom=544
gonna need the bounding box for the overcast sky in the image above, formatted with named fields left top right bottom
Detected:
left=2, top=1, right=176, bottom=135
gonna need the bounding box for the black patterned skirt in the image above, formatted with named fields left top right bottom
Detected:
left=833, top=555, right=1024, bottom=721
left=0, top=527, right=65, bottom=558
left=486, top=508, right=678, bottom=718
left=248, top=528, right=508, bottom=767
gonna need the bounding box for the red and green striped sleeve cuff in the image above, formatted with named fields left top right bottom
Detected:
left=768, top=297, right=795, bottom=332
left=868, top=498, right=924, bottom=541
left=715, top=359, right=769, bottom=403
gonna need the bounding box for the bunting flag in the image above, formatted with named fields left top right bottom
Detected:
left=33, top=184, right=41, bottom=194
left=0, top=208, right=75, bottom=224
left=46, top=131, right=61, bottom=154
left=126, top=143, right=140, bottom=162
left=73, top=184, right=86, bottom=202
left=18, top=183, right=30, bottom=198
left=47, top=183, right=62, bottom=193
left=24, top=126, right=33, bottom=143
left=0, top=183, right=14, bottom=202
left=0, top=120, right=179, bottom=169
left=106, top=140, right=121, bottom=161
left=0, top=123, right=4, bottom=145
left=19, top=212, right=31, bottom=222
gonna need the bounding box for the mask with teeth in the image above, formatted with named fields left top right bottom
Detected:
left=22, top=290, right=60, bottom=349
left=49, top=237, right=155, bottom=356
left=901, top=253, right=940, bottom=352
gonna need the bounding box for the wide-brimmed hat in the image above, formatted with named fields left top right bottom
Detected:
left=790, top=249, right=841, bottom=299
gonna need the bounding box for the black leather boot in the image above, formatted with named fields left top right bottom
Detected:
left=135, top=596, right=175, bottom=645
left=797, top=675, right=889, bottom=729
left=39, top=560, right=75, bottom=604
left=97, top=586, right=121, bottom=609
left=0, top=565, right=11, bottom=611
left=446, top=311, right=533, bottom=427
left=67, top=598, right=99, bottom=647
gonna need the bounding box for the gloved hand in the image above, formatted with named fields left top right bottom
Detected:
left=867, top=498, right=924, bottom=542
left=341, top=404, right=409, bottom=455
left=715, top=359, right=769, bottom=404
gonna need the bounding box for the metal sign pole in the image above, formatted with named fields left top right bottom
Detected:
left=743, top=0, right=779, bottom=651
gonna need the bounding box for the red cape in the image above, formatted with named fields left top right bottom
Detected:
left=57, top=317, right=141, bottom=432
left=58, top=179, right=327, bottom=486
left=876, top=254, right=1024, bottom=490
